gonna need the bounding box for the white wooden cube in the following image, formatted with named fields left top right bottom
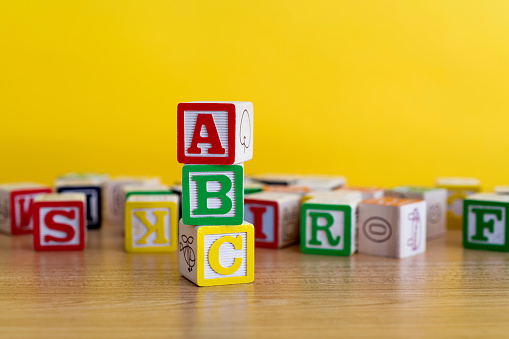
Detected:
left=177, top=101, right=253, bottom=165
left=358, top=197, right=427, bottom=258
left=335, top=186, right=385, bottom=200
left=179, top=220, right=254, bottom=286
left=385, top=186, right=447, bottom=239
left=294, top=175, right=346, bottom=191
left=104, top=176, right=161, bottom=225
left=244, top=192, right=301, bottom=248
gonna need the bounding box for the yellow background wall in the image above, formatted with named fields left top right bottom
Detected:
left=1, top=1, right=509, bottom=189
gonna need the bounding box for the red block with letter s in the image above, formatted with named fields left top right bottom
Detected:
left=33, top=193, right=87, bottom=251
left=177, top=101, right=254, bottom=165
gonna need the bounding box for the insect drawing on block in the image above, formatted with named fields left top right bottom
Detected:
left=180, top=235, right=196, bottom=272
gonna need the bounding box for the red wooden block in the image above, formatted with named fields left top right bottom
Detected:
left=177, top=101, right=254, bottom=165
left=244, top=192, right=301, bottom=249
left=0, top=183, right=52, bottom=235
left=33, top=193, right=86, bottom=251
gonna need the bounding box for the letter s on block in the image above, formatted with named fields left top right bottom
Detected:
left=208, top=235, right=243, bottom=275
left=44, top=209, right=76, bottom=243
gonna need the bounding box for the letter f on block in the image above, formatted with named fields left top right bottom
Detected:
left=192, top=175, right=233, bottom=215
left=134, top=210, right=169, bottom=245
left=471, top=208, right=503, bottom=242
left=309, top=212, right=340, bottom=246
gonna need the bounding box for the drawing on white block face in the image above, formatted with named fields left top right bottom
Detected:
left=239, top=110, right=251, bottom=153
left=180, top=235, right=196, bottom=272
left=363, top=217, right=392, bottom=243
left=407, top=208, right=422, bottom=251
left=428, top=203, right=441, bottom=224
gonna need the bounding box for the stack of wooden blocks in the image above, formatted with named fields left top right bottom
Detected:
left=177, top=101, right=255, bottom=286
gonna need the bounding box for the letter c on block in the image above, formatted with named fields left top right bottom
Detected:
left=208, top=235, right=243, bottom=275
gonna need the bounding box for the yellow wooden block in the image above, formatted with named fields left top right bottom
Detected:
left=436, top=177, right=481, bottom=230
left=179, top=220, right=254, bottom=286
left=124, top=194, right=178, bottom=253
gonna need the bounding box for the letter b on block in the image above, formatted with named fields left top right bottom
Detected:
left=182, top=165, right=244, bottom=226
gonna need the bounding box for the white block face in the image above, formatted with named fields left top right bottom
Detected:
left=466, top=204, right=506, bottom=245
left=233, top=102, right=254, bottom=164
left=244, top=203, right=275, bottom=244
left=399, top=204, right=427, bottom=258
left=358, top=205, right=399, bottom=258
left=359, top=201, right=426, bottom=258
left=184, top=110, right=230, bottom=158
left=130, top=208, right=172, bottom=248
left=179, top=222, right=198, bottom=284
left=203, top=232, right=248, bottom=280
left=188, top=170, right=237, bottom=218
left=304, top=209, right=346, bottom=250
left=38, top=207, right=82, bottom=246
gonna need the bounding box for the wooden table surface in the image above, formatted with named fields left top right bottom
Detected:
left=1, top=227, right=509, bottom=338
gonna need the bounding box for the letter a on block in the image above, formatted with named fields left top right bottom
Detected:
left=187, top=114, right=226, bottom=155
left=182, top=165, right=244, bottom=225
left=134, top=210, right=169, bottom=245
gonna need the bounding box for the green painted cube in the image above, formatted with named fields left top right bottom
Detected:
left=463, top=193, right=509, bottom=252
left=182, top=164, right=244, bottom=226
left=300, top=198, right=359, bottom=256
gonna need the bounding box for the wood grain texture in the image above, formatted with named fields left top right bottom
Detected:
left=1, top=228, right=509, bottom=338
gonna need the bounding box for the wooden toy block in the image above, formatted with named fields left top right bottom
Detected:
left=263, top=184, right=312, bottom=195
left=170, top=184, right=183, bottom=219
left=57, top=172, right=109, bottom=181
left=104, top=176, right=161, bottom=225
left=294, top=175, right=346, bottom=191
left=436, top=177, right=481, bottom=230
left=334, top=186, right=385, bottom=200
left=33, top=193, right=86, bottom=251
left=177, top=101, right=253, bottom=165
left=0, top=183, right=52, bottom=235
left=244, top=183, right=265, bottom=195
left=494, top=186, right=509, bottom=195
left=55, top=179, right=104, bottom=230
left=182, top=164, right=244, bottom=226
left=244, top=192, right=301, bottom=248
left=250, top=173, right=301, bottom=186
left=124, top=194, right=178, bottom=253
left=358, top=197, right=427, bottom=258
left=123, top=184, right=170, bottom=200
left=385, top=186, right=447, bottom=239
left=463, top=193, right=509, bottom=252
left=302, top=190, right=363, bottom=204
left=300, top=196, right=360, bottom=256
left=179, top=220, right=254, bottom=286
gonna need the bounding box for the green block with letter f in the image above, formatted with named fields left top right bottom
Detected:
left=463, top=198, right=509, bottom=252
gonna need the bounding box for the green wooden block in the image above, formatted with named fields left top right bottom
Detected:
left=463, top=193, right=509, bottom=252
left=300, top=198, right=359, bottom=256
left=182, top=164, right=244, bottom=226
